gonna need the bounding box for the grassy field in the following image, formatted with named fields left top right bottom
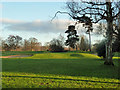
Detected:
left=1, top=51, right=120, bottom=88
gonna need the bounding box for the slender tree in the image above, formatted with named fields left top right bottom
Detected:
left=79, top=36, right=89, bottom=51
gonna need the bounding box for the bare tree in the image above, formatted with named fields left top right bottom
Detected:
left=52, top=0, right=120, bottom=65
left=22, top=39, right=30, bottom=51
left=49, top=38, right=64, bottom=52
left=22, top=38, right=41, bottom=51
left=44, top=42, right=50, bottom=51
left=29, top=37, right=39, bottom=51
left=58, top=34, right=65, bottom=47
left=2, top=35, right=22, bottom=51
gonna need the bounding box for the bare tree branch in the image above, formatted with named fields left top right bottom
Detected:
left=112, top=11, right=120, bottom=18
left=92, top=18, right=103, bottom=23
left=80, top=7, right=107, bottom=12
left=82, top=1, right=106, bottom=6
left=51, top=11, right=73, bottom=21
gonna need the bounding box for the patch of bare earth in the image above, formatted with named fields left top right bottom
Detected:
left=0, top=55, right=32, bottom=58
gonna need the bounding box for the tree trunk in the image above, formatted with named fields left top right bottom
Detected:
left=89, top=31, right=91, bottom=52
left=104, top=20, right=114, bottom=65
left=76, top=44, right=77, bottom=51
left=104, top=2, right=114, bottom=66
left=69, top=46, right=70, bottom=51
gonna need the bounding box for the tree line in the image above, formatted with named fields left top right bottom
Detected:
left=0, top=34, right=90, bottom=52
left=1, top=35, right=41, bottom=51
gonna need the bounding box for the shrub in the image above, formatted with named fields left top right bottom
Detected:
left=49, top=39, right=64, bottom=52
left=96, top=40, right=106, bottom=59
left=96, top=40, right=116, bottom=59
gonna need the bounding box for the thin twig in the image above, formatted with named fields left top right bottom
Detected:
left=51, top=11, right=73, bottom=22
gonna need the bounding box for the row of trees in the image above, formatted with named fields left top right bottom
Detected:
left=1, top=35, right=41, bottom=51
left=49, top=33, right=89, bottom=52
left=0, top=34, right=89, bottom=52
left=22, top=38, right=41, bottom=51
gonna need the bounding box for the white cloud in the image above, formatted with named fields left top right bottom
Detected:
left=0, top=18, right=25, bottom=24
left=2, top=18, right=76, bottom=33
left=1, top=18, right=104, bottom=44
left=1, top=18, right=101, bottom=36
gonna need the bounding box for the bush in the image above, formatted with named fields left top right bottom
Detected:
left=49, top=39, right=64, bottom=52
left=96, top=40, right=106, bottom=59
left=96, top=40, right=115, bottom=59
left=49, top=44, right=64, bottom=52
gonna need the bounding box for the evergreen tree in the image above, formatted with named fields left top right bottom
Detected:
left=65, top=25, right=79, bottom=50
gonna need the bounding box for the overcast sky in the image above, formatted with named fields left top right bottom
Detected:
left=0, top=1, right=104, bottom=45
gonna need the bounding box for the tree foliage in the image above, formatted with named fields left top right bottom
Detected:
left=65, top=25, right=79, bottom=49
left=96, top=40, right=106, bottom=59
left=49, top=38, right=64, bottom=52
left=2, top=35, right=22, bottom=51
left=22, top=37, right=40, bottom=51
left=113, top=14, right=120, bottom=52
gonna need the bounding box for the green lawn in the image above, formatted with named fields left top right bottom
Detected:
left=1, top=51, right=120, bottom=88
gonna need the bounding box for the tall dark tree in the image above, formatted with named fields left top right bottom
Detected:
left=65, top=25, right=79, bottom=50
left=52, top=1, right=120, bottom=65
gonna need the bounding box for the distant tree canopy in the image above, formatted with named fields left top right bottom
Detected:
left=48, top=34, right=65, bottom=52
left=49, top=38, right=64, bottom=52
left=65, top=25, right=79, bottom=50
left=22, top=39, right=30, bottom=51
left=1, top=35, right=42, bottom=51
left=29, top=37, right=39, bottom=51
left=2, top=35, right=22, bottom=51
left=22, top=37, right=41, bottom=51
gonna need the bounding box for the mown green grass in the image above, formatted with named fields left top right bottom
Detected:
left=2, top=72, right=119, bottom=88
left=2, top=52, right=120, bottom=88
left=25, top=52, right=100, bottom=59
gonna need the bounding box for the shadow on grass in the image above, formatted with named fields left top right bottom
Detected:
left=70, top=54, right=84, bottom=57
left=2, top=75, right=120, bottom=84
